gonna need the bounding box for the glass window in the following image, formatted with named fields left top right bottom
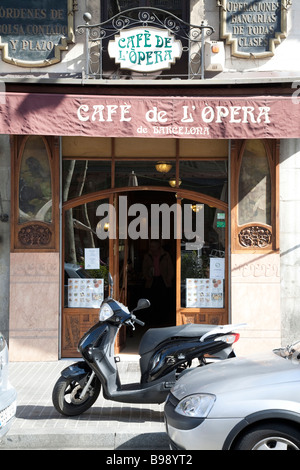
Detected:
left=115, top=160, right=176, bottom=188
left=103, top=1, right=188, bottom=20
left=181, top=200, right=226, bottom=309
left=179, top=161, right=228, bottom=201
left=238, top=140, right=271, bottom=226
left=64, top=200, right=110, bottom=308
left=19, top=136, right=52, bottom=224
left=62, top=161, right=111, bottom=202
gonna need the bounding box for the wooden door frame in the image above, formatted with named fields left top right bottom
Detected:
left=61, top=186, right=228, bottom=355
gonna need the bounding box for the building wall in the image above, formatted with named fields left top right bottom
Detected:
left=280, top=139, right=300, bottom=346
left=0, top=1, right=298, bottom=77
left=231, top=253, right=281, bottom=355
left=9, top=253, right=60, bottom=361
left=0, top=135, right=11, bottom=342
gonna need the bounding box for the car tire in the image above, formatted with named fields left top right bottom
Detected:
left=234, top=423, right=300, bottom=450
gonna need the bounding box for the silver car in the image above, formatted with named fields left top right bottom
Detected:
left=0, top=332, right=17, bottom=440
left=164, top=343, right=300, bottom=450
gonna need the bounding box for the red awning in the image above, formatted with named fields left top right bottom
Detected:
left=0, top=92, right=299, bottom=139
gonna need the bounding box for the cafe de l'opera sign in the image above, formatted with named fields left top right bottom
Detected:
left=108, top=27, right=183, bottom=73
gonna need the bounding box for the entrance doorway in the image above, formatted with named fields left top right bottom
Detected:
left=117, top=191, right=177, bottom=352
left=62, top=186, right=228, bottom=357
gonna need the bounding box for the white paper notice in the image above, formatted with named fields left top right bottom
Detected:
left=210, top=258, right=225, bottom=279
left=84, top=248, right=100, bottom=270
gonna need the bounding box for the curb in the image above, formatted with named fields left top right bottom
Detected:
left=0, top=430, right=169, bottom=450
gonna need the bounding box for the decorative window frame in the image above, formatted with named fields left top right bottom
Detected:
left=11, top=135, right=60, bottom=252
left=231, top=139, right=279, bottom=253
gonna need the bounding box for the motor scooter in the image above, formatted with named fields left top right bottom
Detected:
left=52, top=276, right=243, bottom=416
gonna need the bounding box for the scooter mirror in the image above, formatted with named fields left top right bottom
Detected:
left=108, top=273, right=114, bottom=297
left=134, top=298, right=150, bottom=311
left=108, top=273, right=114, bottom=287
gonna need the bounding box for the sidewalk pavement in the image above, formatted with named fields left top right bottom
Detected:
left=0, top=356, right=169, bottom=450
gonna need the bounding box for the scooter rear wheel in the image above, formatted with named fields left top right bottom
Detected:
left=52, top=375, right=101, bottom=416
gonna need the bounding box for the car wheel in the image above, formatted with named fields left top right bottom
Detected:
left=234, top=423, right=300, bottom=450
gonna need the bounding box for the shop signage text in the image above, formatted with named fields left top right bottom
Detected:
left=0, top=0, right=74, bottom=67
left=77, top=103, right=271, bottom=130
left=1, top=92, right=299, bottom=140
left=219, top=0, right=287, bottom=58
left=108, top=27, right=183, bottom=72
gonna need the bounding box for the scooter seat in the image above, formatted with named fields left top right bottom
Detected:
left=139, top=323, right=216, bottom=355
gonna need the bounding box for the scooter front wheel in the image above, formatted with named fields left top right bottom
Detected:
left=52, top=375, right=101, bottom=416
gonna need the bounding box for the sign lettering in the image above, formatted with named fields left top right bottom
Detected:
left=108, top=27, right=183, bottom=72
left=219, top=0, right=287, bottom=58
left=0, top=0, right=74, bottom=67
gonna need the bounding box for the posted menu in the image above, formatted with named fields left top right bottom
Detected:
left=68, top=278, right=104, bottom=308
left=186, top=278, right=223, bottom=308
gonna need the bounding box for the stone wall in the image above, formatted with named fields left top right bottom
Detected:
left=0, top=134, right=11, bottom=342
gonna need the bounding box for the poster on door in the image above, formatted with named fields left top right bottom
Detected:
left=186, top=278, right=224, bottom=308
left=68, top=278, right=104, bottom=308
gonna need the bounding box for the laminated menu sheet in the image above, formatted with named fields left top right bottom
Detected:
left=186, top=278, right=223, bottom=308
left=68, top=278, right=104, bottom=308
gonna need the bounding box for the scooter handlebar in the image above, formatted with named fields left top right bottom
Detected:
left=131, top=314, right=145, bottom=327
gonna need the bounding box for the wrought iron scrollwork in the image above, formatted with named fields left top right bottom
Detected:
left=77, top=7, right=214, bottom=80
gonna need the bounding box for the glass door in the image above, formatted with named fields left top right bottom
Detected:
left=177, top=194, right=228, bottom=326
left=62, top=198, right=111, bottom=357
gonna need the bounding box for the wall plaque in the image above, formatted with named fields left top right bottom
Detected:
left=0, top=0, right=75, bottom=67
left=219, top=0, right=288, bottom=58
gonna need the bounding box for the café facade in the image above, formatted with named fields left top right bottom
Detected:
left=0, top=0, right=300, bottom=361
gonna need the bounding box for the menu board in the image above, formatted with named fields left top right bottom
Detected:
left=186, top=278, right=223, bottom=308
left=68, top=278, right=104, bottom=308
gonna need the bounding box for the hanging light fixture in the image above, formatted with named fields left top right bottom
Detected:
left=155, top=161, right=172, bottom=173
left=169, top=177, right=182, bottom=188
left=191, top=204, right=203, bottom=213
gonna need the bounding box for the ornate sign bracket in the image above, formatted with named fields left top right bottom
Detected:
left=218, top=0, right=289, bottom=59
left=77, top=7, right=214, bottom=80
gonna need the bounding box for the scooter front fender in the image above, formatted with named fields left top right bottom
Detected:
left=61, top=361, right=92, bottom=382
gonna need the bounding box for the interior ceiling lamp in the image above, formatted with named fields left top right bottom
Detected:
left=155, top=161, right=172, bottom=173
left=169, top=177, right=182, bottom=188
left=191, top=204, right=203, bottom=213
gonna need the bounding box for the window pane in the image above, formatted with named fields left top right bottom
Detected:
left=63, top=161, right=111, bottom=202
left=19, top=136, right=52, bottom=223
left=181, top=201, right=226, bottom=309
left=238, top=140, right=271, bottom=226
left=104, top=1, right=186, bottom=19
left=115, top=160, right=175, bottom=188
left=179, top=161, right=228, bottom=201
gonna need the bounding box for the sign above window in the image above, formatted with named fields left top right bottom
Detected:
left=108, top=26, right=183, bottom=72
left=219, top=0, right=288, bottom=58
left=0, top=0, right=75, bottom=67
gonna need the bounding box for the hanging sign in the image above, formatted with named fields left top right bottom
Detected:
left=0, top=0, right=74, bottom=67
left=219, top=0, right=287, bottom=58
left=108, top=26, right=183, bottom=73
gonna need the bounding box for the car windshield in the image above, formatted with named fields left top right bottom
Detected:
left=274, top=341, right=300, bottom=362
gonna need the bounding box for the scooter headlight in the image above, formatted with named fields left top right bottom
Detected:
left=99, top=303, right=114, bottom=321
